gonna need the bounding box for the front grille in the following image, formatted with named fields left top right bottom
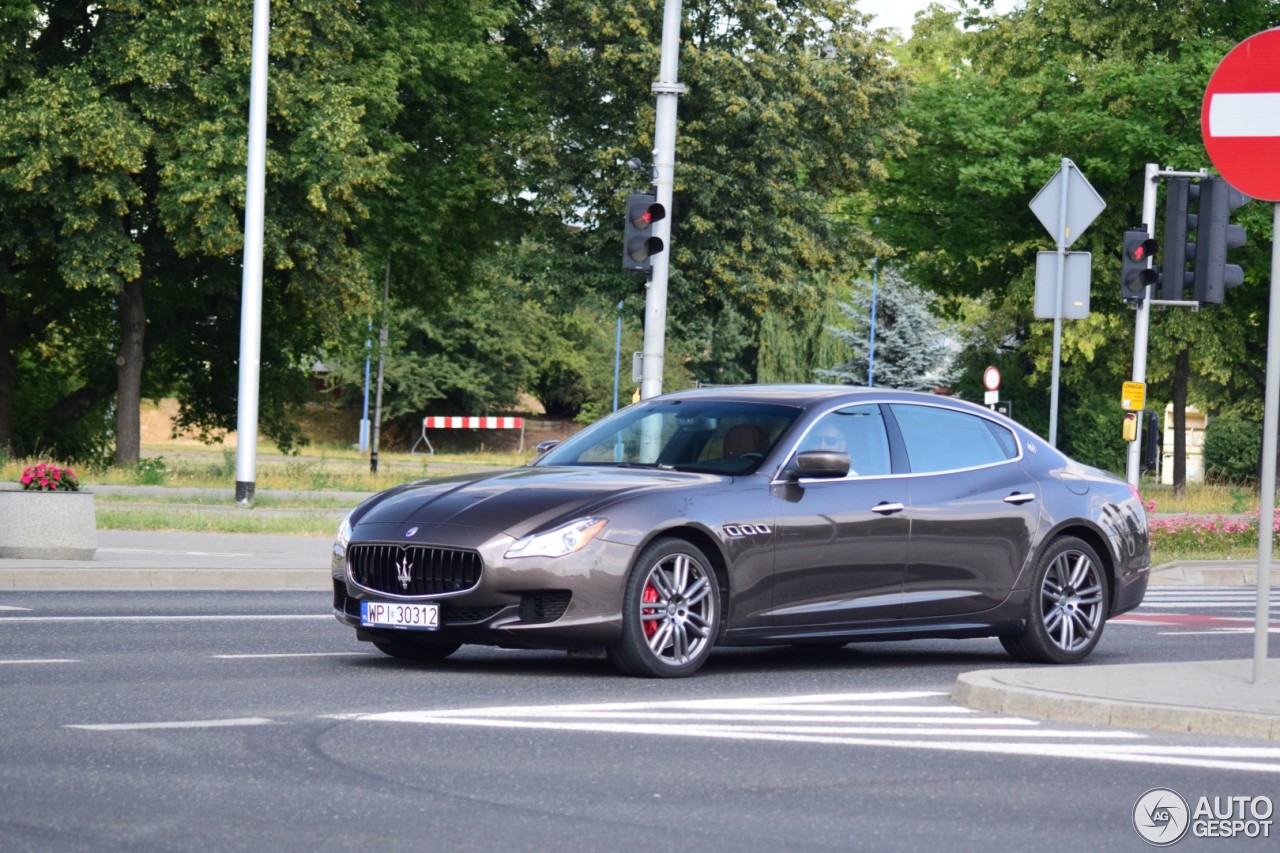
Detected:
left=519, top=591, right=572, bottom=624
left=347, top=543, right=482, bottom=596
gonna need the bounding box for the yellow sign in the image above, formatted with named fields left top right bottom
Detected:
left=1121, top=381, right=1146, bottom=411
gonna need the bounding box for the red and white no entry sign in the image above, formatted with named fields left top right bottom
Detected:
left=1202, top=28, right=1280, bottom=202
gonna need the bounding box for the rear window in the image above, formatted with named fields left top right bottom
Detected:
left=889, top=404, right=1018, bottom=474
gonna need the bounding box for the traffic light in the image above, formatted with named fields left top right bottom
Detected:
left=1121, top=227, right=1158, bottom=302
left=1160, top=178, right=1197, bottom=301
left=1192, top=177, right=1248, bottom=305
left=622, top=192, right=666, bottom=273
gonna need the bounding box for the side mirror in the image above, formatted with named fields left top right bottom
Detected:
left=788, top=450, right=850, bottom=480
left=531, top=440, right=561, bottom=463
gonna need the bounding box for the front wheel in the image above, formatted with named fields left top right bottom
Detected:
left=608, top=538, right=721, bottom=678
left=1001, top=536, right=1109, bottom=664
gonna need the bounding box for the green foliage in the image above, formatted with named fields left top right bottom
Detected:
left=1, top=0, right=520, bottom=461
left=881, top=0, right=1279, bottom=459
left=131, top=456, right=168, bottom=486
left=509, top=0, right=908, bottom=369
left=1204, top=410, right=1262, bottom=486
left=818, top=267, right=956, bottom=391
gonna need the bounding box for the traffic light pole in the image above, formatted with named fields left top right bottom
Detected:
left=1125, top=164, right=1159, bottom=488
left=639, top=0, right=685, bottom=403
left=1124, top=165, right=1209, bottom=488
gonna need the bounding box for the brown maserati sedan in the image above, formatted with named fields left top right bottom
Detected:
left=332, top=385, right=1150, bottom=677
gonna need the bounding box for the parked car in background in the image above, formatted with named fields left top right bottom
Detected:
left=332, top=385, right=1150, bottom=677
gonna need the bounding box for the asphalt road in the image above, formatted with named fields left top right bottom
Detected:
left=1, top=589, right=1277, bottom=852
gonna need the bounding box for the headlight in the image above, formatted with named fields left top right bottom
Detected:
left=505, top=517, right=608, bottom=560
left=335, top=512, right=353, bottom=555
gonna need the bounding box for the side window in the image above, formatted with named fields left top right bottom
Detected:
left=797, top=406, right=891, bottom=477
left=889, top=404, right=1018, bottom=473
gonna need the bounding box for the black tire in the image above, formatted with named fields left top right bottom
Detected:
left=1001, top=536, right=1109, bottom=664
left=372, top=639, right=462, bottom=661
left=607, top=538, right=721, bottom=678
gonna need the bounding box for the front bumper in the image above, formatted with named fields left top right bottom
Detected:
left=331, top=525, right=634, bottom=649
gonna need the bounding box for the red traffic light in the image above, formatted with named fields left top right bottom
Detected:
left=1126, top=236, right=1156, bottom=263
left=628, top=199, right=666, bottom=230
left=623, top=192, right=667, bottom=273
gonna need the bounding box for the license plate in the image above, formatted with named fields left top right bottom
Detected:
left=361, top=601, right=440, bottom=631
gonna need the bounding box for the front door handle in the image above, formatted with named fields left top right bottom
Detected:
left=870, top=501, right=906, bottom=515
left=1003, top=492, right=1036, bottom=505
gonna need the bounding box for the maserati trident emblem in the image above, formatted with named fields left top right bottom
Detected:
left=395, top=553, right=413, bottom=590
left=405, top=526, right=419, bottom=537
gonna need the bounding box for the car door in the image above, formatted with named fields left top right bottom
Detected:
left=767, top=405, right=908, bottom=632
left=888, top=403, right=1042, bottom=618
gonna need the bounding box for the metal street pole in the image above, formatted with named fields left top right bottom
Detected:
left=360, top=321, right=371, bottom=452
left=613, top=300, right=623, bottom=412
left=370, top=260, right=390, bottom=474
left=868, top=256, right=878, bottom=387
left=1124, top=163, right=1159, bottom=486
left=234, top=0, right=269, bottom=506
left=1253, top=199, right=1280, bottom=684
left=639, top=0, right=684, bottom=402
left=1046, top=158, right=1078, bottom=447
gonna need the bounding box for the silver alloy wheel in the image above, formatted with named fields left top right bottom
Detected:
left=637, top=551, right=716, bottom=667
left=1038, top=547, right=1105, bottom=653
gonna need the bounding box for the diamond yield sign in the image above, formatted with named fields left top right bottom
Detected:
left=1202, top=28, right=1280, bottom=202
left=1028, top=160, right=1106, bottom=248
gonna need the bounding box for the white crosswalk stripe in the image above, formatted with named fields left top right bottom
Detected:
left=1141, top=586, right=1279, bottom=611
left=341, top=691, right=1280, bottom=774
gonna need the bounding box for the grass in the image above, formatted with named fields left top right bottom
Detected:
left=7, top=439, right=1278, bottom=565
left=94, top=506, right=343, bottom=536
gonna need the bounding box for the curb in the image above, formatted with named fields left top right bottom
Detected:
left=0, top=567, right=331, bottom=591
left=952, top=666, right=1280, bottom=741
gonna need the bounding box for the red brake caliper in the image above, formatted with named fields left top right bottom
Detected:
left=641, top=583, right=659, bottom=638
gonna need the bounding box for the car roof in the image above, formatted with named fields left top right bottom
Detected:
left=654, top=383, right=970, bottom=410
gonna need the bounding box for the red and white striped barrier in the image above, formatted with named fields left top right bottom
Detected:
left=422, top=416, right=524, bottom=430
left=412, top=416, right=526, bottom=455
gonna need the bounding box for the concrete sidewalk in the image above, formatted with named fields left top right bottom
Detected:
left=1, top=530, right=1277, bottom=742
left=0, top=530, right=333, bottom=591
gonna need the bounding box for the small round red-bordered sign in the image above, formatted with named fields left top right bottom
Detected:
left=1202, top=28, right=1280, bottom=202
left=982, top=366, right=1001, bottom=392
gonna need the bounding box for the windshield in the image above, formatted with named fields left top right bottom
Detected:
left=535, top=399, right=801, bottom=475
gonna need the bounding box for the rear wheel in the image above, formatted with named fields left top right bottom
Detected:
left=372, top=639, right=462, bottom=661
left=1001, top=536, right=1109, bottom=664
left=608, top=538, right=720, bottom=678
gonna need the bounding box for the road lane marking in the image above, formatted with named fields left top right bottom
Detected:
left=211, top=652, right=369, bottom=659
left=340, top=692, right=1280, bottom=775
left=0, top=615, right=329, bottom=623
left=66, top=717, right=276, bottom=731
left=0, top=606, right=33, bottom=611
left=0, top=658, right=79, bottom=665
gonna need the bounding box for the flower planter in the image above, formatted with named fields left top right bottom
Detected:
left=0, top=489, right=97, bottom=560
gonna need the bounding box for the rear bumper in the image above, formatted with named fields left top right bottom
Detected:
left=1112, top=565, right=1149, bottom=617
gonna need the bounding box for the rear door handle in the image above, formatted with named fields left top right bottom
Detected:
left=1003, top=492, right=1036, bottom=505
left=870, top=502, right=906, bottom=515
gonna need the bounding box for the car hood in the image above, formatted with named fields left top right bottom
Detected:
left=352, top=466, right=719, bottom=540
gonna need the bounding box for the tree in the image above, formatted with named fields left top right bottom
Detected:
left=877, top=0, right=1277, bottom=469
left=0, top=0, right=520, bottom=462
left=816, top=267, right=956, bottom=389
left=507, top=0, right=910, bottom=376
